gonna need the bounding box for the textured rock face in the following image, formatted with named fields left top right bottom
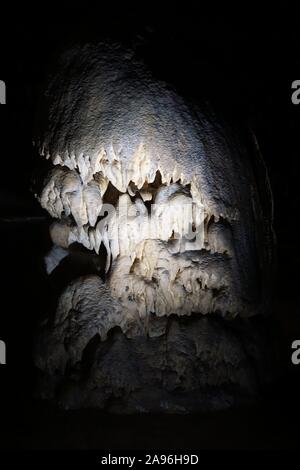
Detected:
left=35, top=277, right=275, bottom=413
left=33, top=43, right=275, bottom=412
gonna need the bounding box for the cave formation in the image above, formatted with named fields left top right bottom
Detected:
left=33, top=43, right=275, bottom=412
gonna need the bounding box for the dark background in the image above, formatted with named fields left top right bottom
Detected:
left=0, top=5, right=300, bottom=449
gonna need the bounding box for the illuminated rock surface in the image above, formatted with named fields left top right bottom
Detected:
left=34, top=43, right=275, bottom=412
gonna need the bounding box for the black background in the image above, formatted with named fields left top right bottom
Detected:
left=0, top=4, right=300, bottom=450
